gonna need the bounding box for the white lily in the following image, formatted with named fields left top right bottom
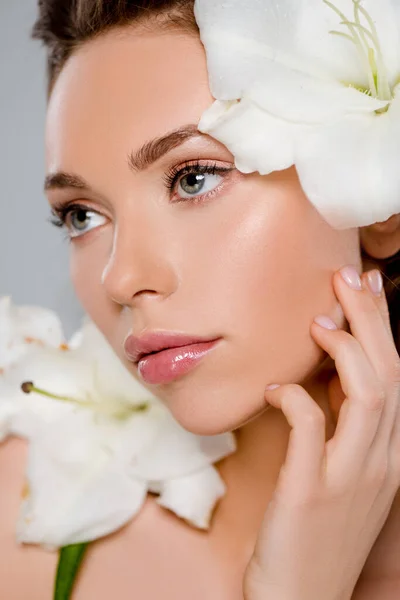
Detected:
left=0, top=296, right=64, bottom=371
left=0, top=309, right=236, bottom=549
left=194, top=0, right=400, bottom=229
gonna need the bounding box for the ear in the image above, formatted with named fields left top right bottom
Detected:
left=359, top=213, right=400, bottom=260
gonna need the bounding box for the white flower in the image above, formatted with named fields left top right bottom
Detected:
left=194, top=0, right=400, bottom=229
left=0, top=308, right=236, bottom=549
left=0, top=296, right=64, bottom=371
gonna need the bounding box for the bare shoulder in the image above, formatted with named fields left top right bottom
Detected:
left=0, top=437, right=236, bottom=600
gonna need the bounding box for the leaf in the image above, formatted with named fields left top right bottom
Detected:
left=53, top=542, right=89, bottom=600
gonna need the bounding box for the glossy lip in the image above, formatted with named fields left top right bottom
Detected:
left=137, top=339, right=221, bottom=385
left=123, top=331, right=221, bottom=364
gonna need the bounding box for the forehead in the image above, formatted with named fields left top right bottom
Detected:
left=45, top=28, right=214, bottom=176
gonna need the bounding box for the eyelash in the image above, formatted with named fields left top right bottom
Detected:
left=162, top=160, right=233, bottom=203
left=49, top=160, right=234, bottom=233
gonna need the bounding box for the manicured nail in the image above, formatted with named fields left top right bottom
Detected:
left=366, top=270, right=383, bottom=297
left=266, top=384, right=280, bottom=391
left=339, top=265, right=362, bottom=290
left=314, top=315, right=338, bottom=330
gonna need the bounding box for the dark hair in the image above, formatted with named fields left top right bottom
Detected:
left=32, top=0, right=399, bottom=354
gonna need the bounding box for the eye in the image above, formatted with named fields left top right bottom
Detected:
left=68, top=207, right=107, bottom=238
left=164, top=161, right=234, bottom=203
left=178, top=171, right=224, bottom=199
left=50, top=204, right=108, bottom=239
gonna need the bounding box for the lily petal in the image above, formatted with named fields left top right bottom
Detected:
left=199, top=98, right=299, bottom=174
left=16, top=412, right=148, bottom=549
left=0, top=297, right=64, bottom=371
left=194, top=0, right=400, bottom=96
left=1, top=319, right=159, bottom=440
left=3, top=311, right=236, bottom=547
left=296, top=89, right=400, bottom=228
left=2, top=347, right=98, bottom=439
left=156, top=467, right=226, bottom=530
left=0, top=376, right=21, bottom=442
left=69, top=320, right=158, bottom=407
left=129, top=408, right=236, bottom=480
left=247, top=67, right=388, bottom=124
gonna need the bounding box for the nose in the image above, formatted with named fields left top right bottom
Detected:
left=101, top=218, right=178, bottom=308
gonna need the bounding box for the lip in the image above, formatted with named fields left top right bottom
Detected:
left=124, top=332, right=221, bottom=385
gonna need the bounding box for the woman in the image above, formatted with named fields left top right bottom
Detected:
left=0, top=0, right=400, bottom=598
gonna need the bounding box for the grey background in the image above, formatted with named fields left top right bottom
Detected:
left=0, top=1, right=83, bottom=336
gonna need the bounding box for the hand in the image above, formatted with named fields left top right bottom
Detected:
left=243, top=266, right=400, bottom=600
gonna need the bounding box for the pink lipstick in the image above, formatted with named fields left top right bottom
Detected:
left=124, top=332, right=221, bottom=385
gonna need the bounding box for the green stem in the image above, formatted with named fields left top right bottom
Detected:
left=53, top=543, right=89, bottom=600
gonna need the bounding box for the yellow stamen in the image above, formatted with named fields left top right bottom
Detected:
left=323, top=0, right=393, bottom=104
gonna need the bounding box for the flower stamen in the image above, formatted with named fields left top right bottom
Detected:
left=21, top=381, right=149, bottom=420
left=323, top=0, right=392, bottom=103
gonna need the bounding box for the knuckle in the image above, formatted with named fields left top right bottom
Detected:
left=303, top=405, right=326, bottom=429
left=336, top=333, right=360, bottom=358
left=281, top=383, right=310, bottom=405
left=363, top=385, right=386, bottom=413
left=286, top=383, right=310, bottom=396
left=280, top=384, right=326, bottom=428
left=283, top=383, right=303, bottom=395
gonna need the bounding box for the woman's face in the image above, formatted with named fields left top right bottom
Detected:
left=45, top=27, right=361, bottom=435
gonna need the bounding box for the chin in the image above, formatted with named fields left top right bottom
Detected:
left=153, top=378, right=271, bottom=436
left=147, top=343, right=327, bottom=436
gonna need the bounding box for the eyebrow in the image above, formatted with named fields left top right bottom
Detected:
left=128, top=124, right=204, bottom=172
left=44, top=171, right=90, bottom=192
left=44, top=124, right=204, bottom=192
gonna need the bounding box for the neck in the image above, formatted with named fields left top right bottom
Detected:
left=212, top=357, right=336, bottom=558
left=213, top=358, right=400, bottom=584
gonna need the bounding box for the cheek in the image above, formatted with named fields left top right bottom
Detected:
left=163, top=187, right=361, bottom=434
left=235, top=188, right=359, bottom=336
left=223, top=190, right=359, bottom=383
left=201, top=179, right=354, bottom=342
left=69, top=237, right=115, bottom=327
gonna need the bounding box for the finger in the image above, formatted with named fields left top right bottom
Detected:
left=264, top=384, right=326, bottom=496
left=332, top=267, right=399, bottom=462
left=333, top=267, right=398, bottom=381
left=359, top=271, right=400, bottom=450
left=361, top=270, right=393, bottom=334
left=310, top=322, right=384, bottom=485
left=388, top=382, right=400, bottom=482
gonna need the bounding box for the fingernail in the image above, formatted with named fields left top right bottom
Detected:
left=314, top=315, right=338, bottom=330
left=366, top=270, right=383, bottom=297
left=340, top=265, right=362, bottom=290
left=266, top=384, right=280, bottom=391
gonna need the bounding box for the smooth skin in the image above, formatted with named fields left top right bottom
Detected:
left=245, top=270, right=400, bottom=599
left=0, top=23, right=400, bottom=599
